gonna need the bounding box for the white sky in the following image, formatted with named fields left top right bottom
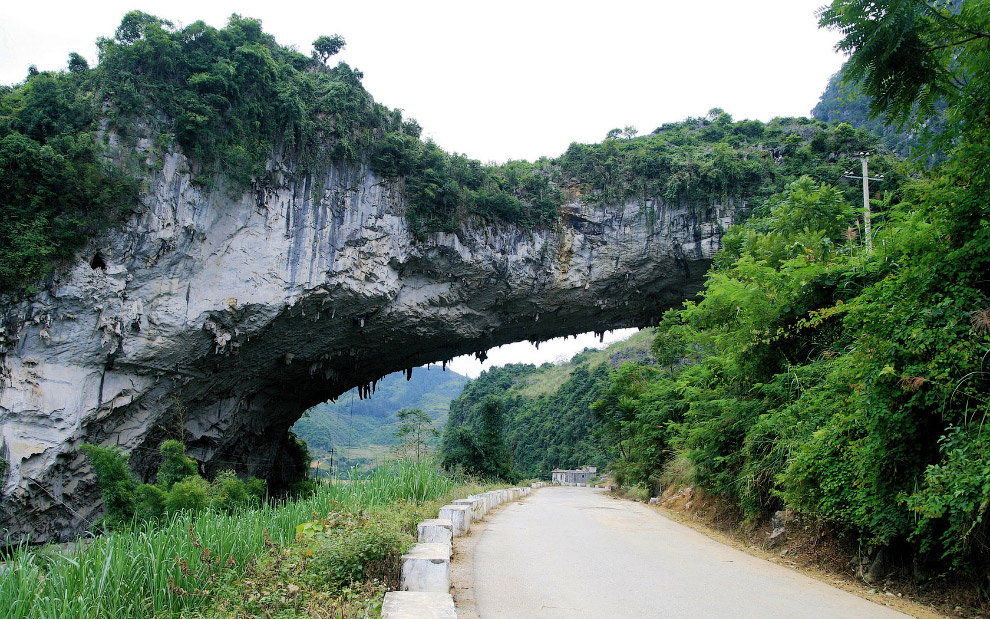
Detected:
left=0, top=0, right=845, bottom=377
left=444, top=328, right=639, bottom=378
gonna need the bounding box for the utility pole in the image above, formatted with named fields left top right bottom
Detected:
left=844, top=152, right=884, bottom=254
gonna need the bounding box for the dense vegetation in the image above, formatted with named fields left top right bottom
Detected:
left=79, top=440, right=269, bottom=530
left=0, top=65, right=138, bottom=292
left=440, top=331, right=655, bottom=479
left=586, top=0, right=990, bottom=579
left=2, top=457, right=468, bottom=618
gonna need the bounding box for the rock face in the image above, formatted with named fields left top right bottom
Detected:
left=0, top=150, right=732, bottom=542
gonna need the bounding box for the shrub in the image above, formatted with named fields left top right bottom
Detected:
left=288, top=478, right=317, bottom=499
left=79, top=443, right=137, bottom=528
left=245, top=477, right=268, bottom=502
left=134, top=483, right=167, bottom=521
left=305, top=511, right=411, bottom=591
left=209, top=469, right=251, bottom=513
left=156, top=439, right=197, bottom=489
left=165, top=475, right=210, bottom=514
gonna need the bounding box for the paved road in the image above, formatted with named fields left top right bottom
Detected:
left=471, top=487, right=913, bottom=619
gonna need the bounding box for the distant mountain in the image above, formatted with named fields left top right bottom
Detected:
left=292, top=366, right=468, bottom=468
left=812, top=65, right=926, bottom=159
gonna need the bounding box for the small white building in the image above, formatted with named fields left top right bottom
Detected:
left=551, top=467, right=594, bottom=484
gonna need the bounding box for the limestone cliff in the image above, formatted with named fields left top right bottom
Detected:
left=0, top=147, right=732, bottom=542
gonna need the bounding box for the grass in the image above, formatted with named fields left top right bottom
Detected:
left=0, top=459, right=475, bottom=619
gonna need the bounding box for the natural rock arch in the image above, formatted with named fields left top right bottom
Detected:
left=0, top=154, right=732, bottom=542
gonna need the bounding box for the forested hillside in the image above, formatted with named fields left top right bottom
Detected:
left=585, top=0, right=990, bottom=579
left=440, top=330, right=655, bottom=478
left=811, top=67, right=922, bottom=158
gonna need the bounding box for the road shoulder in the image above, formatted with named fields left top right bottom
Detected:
left=628, top=491, right=947, bottom=619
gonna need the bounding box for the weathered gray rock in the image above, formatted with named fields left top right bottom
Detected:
left=0, top=145, right=731, bottom=542
left=767, top=509, right=796, bottom=549
left=859, top=548, right=889, bottom=584
left=767, top=527, right=787, bottom=549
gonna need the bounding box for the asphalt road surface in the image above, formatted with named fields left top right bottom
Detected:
left=471, top=487, right=913, bottom=619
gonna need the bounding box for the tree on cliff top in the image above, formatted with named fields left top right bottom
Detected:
left=312, top=34, right=346, bottom=63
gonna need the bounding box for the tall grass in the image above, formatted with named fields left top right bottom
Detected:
left=0, top=459, right=456, bottom=619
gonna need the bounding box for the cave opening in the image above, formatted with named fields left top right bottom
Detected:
left=290, top=329, right=638, bottom=480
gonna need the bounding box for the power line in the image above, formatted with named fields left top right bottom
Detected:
left=843, top=151, right=885, bottom=254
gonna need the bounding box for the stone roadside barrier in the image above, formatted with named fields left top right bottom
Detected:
left=469, top=493, right=494, bottom=514
left=438, top=504, right=472, bottom=536
left=388, top=485, right=541, bottom=617
left=400, top=543, right=451, bottom=593
left=418, top=518, right=453, bottom=545
left=451, top=497, right=485, bottom=521
left=382, top=591, right=458, bottom=618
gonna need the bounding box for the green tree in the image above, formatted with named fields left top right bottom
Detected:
left=441, top=395, right=517, bottom=480
left=312, top=34, right=346, bottom=63
left=79, top=443, right=137, bottom=528
left=67, top=52, right=89, bottom=74
left=134, top=483, right=167, bottom=521
left=113, top=10, right=170, bottom=44
left=818, top=0, right=990, bottom=132
left=156, top=439, right=197, bottom=489
left=209, top=469, right=252, bottom=512
left=477, top=396, right=507, bottom=474
left=165, top=475, right=210, bottom=513
left=393, top=408, right=440, bottom=462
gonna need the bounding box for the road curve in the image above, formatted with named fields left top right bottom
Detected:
left=470, top=486, right=912, bottom=619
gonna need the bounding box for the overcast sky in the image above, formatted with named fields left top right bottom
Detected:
left=0, top=0, right=845, bottom=377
